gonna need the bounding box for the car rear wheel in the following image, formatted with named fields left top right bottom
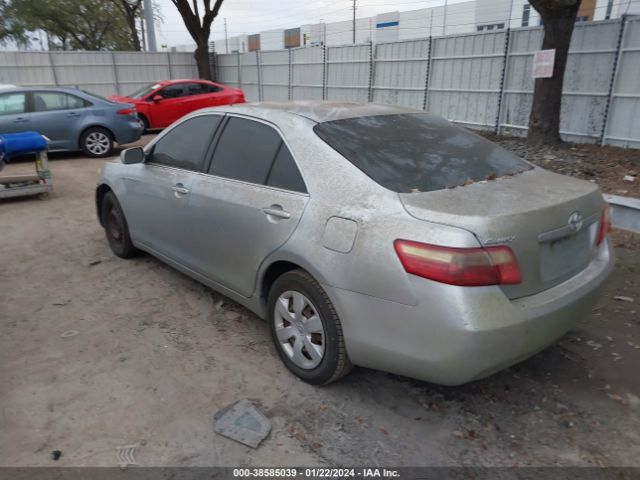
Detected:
left=101, top=191, right=138, bottom=258
left=81, top=127, right=114, bottom=158
left=138, top=114, right=150, bottom=133
left=268, top=270, right=352, bottom=385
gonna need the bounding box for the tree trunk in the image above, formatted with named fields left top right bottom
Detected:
left=527, top=1, right=580, bottom=146
left=195, top=40, right=212, bottom=80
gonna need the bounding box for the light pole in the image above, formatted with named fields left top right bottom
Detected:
left=143, top=0, right=157, bottom=51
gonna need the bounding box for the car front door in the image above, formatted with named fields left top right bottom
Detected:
left=0, top=91, right=31, bottom=134
left=120, top=114, right=223, bottom=259
left=29, top=91, right=90, bottom=151
left=147, top=84, right=187, bottom=128
left=185, top=115, right=309, bottom=297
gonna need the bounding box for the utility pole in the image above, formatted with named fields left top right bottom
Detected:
left=224, top=18, right=229, bottom=54
left=143, top=0, right=157, bottom=51
left=352, top=0, right=357, bottom=44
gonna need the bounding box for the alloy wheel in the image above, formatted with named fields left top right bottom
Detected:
left=86, top=132, right=111, bottom=156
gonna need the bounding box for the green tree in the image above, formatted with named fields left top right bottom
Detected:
left=0, top=0, right=28, bottom=47
left=110, top=0, right=144, bottom=51
left=11, top=0, right=135, bottom=50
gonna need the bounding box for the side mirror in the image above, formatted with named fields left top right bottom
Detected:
left=121, top=146, right=145, bottom=165
left=152, top=94, right=163, bottom=102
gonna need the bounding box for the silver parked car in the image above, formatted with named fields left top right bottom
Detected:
left=96, top=101, right=614, bottom=385
left=0, top=87, right=142, bottom=157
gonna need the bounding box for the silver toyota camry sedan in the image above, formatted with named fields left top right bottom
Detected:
left=96, top=101, right=614, bottom=385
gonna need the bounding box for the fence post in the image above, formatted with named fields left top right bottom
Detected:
left=322, top=45, right=327, bottom=100
left=236, top=51, right=242, bottom=89
left=256, top=50, right=262, bottom=101
left=600, top=16, right=627, bottom=146
left=423, top=36, right=433, bottom=111
left=288, top=48, right=292, bottom=101
left=47, top=51, right=59, bottom=87
left=368, top=41, right=375, bottom=103
left=495, top=28, right=512, bottom=135
left=111, top=52, right=121, bottom=95
left=166, top=51, right=174, bottom=80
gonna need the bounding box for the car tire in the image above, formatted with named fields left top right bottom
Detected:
left=101, top=191, right=138, bottom=258
left=268, top=270, right=353, bottom=385
left=81, top=127, right=114, bottom=158
left=138, top=114, right=150, bottom=133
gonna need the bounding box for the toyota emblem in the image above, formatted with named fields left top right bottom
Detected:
left=568, top=211, right=583, bottom=232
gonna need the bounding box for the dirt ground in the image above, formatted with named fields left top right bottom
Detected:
left=480, top=132, right=640, bottom=198
left=0, top=142, right=639, bottom=467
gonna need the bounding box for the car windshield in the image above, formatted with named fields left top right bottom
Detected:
left=127, top=83, right=161, bottom=99
left=313, top=113, right=532, bottom=193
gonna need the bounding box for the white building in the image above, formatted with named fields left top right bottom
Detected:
left=212, top=0, right=639, bottom=54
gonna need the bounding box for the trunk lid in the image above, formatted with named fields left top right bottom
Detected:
left=400, top=168, right=604, bottom=299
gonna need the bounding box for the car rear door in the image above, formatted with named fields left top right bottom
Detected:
left=0, top=91, right=31, bottom=134
left=185, top=115, right=309, bottom=297
left=29, top=91, right=90, bottom=150
left=120, top=114, right=223, bottom=258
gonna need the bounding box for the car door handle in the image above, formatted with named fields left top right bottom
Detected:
left=171, top=185, right=190, bottom=195
left=13, top=117, right=28, bottom=123
left=263, top=206, right=291, bottom=219
left=66, top=112, right=80, bottom=117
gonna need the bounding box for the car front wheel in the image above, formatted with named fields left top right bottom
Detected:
left=268, top=270, right=352, bottom=385
left=101, top=191, right=138, bottom=258
left=81, top=127, right=114, bottom=158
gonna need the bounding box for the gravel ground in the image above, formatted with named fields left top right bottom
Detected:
left=0, top=140, right=639, bottom=467
left=480, top=133, right=640, bottom=198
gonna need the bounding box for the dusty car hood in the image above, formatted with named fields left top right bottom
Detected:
left=399, top=168, right=604, bottom=298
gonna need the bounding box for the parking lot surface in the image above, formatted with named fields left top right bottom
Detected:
left=1, top=148, right=639, bottom=467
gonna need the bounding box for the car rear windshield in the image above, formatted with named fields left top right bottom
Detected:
left=127, top=83, right=161, bottom=99
left=313, top=113, right=531, bottom=193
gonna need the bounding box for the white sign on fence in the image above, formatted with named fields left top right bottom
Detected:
left=532, top=49, right=556, bottom=78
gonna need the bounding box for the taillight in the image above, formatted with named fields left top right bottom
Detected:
left=394, top=239, right=521, bottom=286
left=596, top=204, right=611, bottom=246
left=117, top=108, right=136, bottom=115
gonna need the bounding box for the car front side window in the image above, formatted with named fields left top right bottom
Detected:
left=0, top=92, right=27, bottom=116
left=149, top=115, right=222, bottom=172
left=158, top=84, right=185, bottom=99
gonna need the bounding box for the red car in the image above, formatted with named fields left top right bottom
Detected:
left=109, top=79, right=245, bottom=130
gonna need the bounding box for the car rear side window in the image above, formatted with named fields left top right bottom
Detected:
left=33, top=92, right=87, bottom=112
left=313, top=113, right=531, bottom=193
left=0, top=92, right=26, bottom=115
left=267, top=144, right=307, bottom=193
left=150, top=115, right=222, bottom=171
left=208, top=117, right=282, bottom=185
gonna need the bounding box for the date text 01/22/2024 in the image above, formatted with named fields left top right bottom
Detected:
left=232, top=469, right=401, bottom=478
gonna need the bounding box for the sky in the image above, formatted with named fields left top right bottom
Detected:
left=154, top=0, right=468, bottom=47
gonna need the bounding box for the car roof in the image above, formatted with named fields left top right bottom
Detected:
left=160, top=79, right=214, bottom=86
left=206, top=101, right=420, bottom=124
left=0, top=86, right=88, bottom=95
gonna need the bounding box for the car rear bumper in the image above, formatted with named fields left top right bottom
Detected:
left=324, top=239, right=614, bottom=385
left=112, top=119, right=143, bottom=145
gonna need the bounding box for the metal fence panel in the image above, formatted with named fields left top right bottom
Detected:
left=239, top=52, right=260, bottom=101
left=216, top=53, right=240, bottom=87
left=0, top=51, right=59, bottom=87
left=372, top=39, right=430, bottom=110
left=326, top=44, right=371, bottom=102
left=604, top=17, right=640, bottom=148
left=427, top=30, right=507, bottom=130
left=260, top=50, right=290, bottom=101
left=291, top=46, right=324, bottom=100
left=502, top=20, right=620, bottom=143
left=0, top=50, right=197, bottom=96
